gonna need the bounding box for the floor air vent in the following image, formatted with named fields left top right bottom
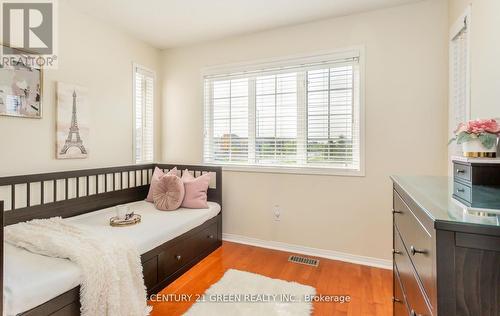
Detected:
left=288, top=255, right=319, bottom=267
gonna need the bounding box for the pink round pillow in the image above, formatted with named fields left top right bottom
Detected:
left=152, top=175, right=185, bottom=211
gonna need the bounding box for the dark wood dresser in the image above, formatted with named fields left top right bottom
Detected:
left=391, top=176, right=500, bottom=316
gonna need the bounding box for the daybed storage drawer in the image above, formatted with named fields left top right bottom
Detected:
left=158, top=238, right=196, bottom=280
left=143, top=256, right=158, bottom=290
left=52, top=302, right=80, bottom=316
left=194, top=220, right=219, bottom=253
left=394, top=228, right=431, bottom=316
left=157, top=220, right=219, bottom=281
left=393, top=191, right=434, bottom=300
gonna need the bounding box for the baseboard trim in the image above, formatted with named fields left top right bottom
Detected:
left=222, top=233, right=392, bottom=270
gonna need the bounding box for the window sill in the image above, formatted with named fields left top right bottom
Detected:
left=204, top=163, right=365, bottom=177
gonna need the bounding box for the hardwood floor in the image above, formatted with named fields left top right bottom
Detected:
left=149, top=241, right=392, bottom=316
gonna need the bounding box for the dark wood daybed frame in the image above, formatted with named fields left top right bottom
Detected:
left=0, top=163, right=222, bottom=316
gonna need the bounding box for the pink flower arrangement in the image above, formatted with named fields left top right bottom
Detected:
left=450, top=119, right=500, bottom=149
left=454, top=119, right=500, bottom=135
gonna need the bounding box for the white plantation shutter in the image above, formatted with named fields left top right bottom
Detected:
left=204, top=51, right=362, bottom=172
left=449, top=9, right=471, bottom=155
left=451, top=17, right=470, bottom=129
left=134, top=65, right=155, bottom=163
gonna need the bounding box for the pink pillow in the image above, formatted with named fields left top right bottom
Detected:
left=152, top=175, right=185, bottom=211
left=181, top=170, right=211, bottom=209
left=146, top=167, right=177, bottom=202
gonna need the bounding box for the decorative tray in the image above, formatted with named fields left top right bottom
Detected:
left=109, top=213, right=141, bottom=227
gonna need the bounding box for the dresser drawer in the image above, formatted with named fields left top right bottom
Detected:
left=394, top=228, right=432, bottom=316
left=453, top=162, right=471, bottom=183
left=393, top=191, right=435, bottom=302
left=393, top=265, right=410, bottom=316
left=453, top=181, right=471, bottom=203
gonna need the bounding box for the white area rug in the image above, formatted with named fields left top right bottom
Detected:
left=184, top=269, right=316, bottom=316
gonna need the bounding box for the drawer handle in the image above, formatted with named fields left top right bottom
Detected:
left=392, top=296, right=401, bottom=303
left=392, top=249, right=402, bottom=255
left=410, top=245, right=427, bottom=256
left=456, top=168, right=466, bottom=174
left=175, top=255, right=182, bottom=261
left=208, top=234, right=214, bottom=239
left=456, top=188, right=465, bottom=193
left=410, top=309, right=423, bottom=316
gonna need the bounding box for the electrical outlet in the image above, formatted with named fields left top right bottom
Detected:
left=273, top=205, right=281, bottom=221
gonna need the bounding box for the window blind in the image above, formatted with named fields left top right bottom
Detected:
left=134, top=65, right=154, bottom=163
left=203, top=53, right=361, bottom=171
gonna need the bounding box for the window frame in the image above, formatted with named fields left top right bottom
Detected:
left=132, top=62, right=155, bottom=164
left=201, top=47, right=365, bottom=176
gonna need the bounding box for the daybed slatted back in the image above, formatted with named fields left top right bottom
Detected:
left=0, top=164, right=222, bottom=226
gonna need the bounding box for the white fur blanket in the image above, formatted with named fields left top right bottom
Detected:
left=4, top=217, right=151, bottom=316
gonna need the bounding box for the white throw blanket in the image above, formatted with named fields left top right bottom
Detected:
left=4, top=217, right=151, bottom=316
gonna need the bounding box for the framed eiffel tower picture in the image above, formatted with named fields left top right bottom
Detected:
left=56, top=82, right=89, bottom=159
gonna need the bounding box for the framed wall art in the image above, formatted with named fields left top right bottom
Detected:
left=0, top=46, right=43, bottom=118
left=56, top=82, right=89, bottom=159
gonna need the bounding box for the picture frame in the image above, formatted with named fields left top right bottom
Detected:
left=56, top=82, right=89, bottom=159
left=0, top=44, right=43, bottom=118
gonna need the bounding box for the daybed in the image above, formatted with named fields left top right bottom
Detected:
left=0, top=164, right=222, bottom=316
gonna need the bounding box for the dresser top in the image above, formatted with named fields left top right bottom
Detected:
left=391, top=176, right=500, bottom=233
left=452, top=156, right=500, bottom=164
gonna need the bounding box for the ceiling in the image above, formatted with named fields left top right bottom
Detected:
left=67, top=0, right=420, bottom=49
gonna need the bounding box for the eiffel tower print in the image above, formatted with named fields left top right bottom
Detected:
left=60, top=90, right=87, bottom=156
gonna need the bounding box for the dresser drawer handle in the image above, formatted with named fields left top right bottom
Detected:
left=208, top=234, right=214, bottom=239
left=410, top=309, right=423, bottom=316
left=410, top=245, right=427, bottom=256
left=392, top=249, right=402, bottom=255
left=175, top=255, right=182, bottom=261
left=456, top=168, right=466, bottom=174
left=456, top=188, right=465, bottom=193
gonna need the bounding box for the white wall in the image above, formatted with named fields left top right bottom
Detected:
left=449, top=0, right=500, bottom=119
left=0, top=1, right=162, bottom=176
left=161, top=0, right=449, bottom=262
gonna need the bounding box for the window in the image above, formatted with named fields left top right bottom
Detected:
left=449, top=7, right=471, bottom=155
left=133, top=64, right=155, bottom=163
left=203, top=50, right=363, bottom=175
